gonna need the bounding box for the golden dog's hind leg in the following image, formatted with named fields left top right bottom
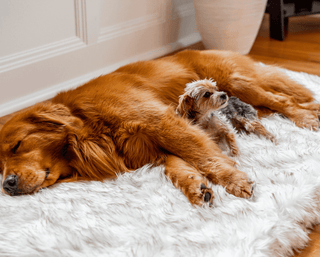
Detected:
left=254, top=65, right=320, bottom=129
left=228, top=73, right=320, bottom=130
left=299, top=102, right=320, bottom=116
left=164, top=155, right=213, bottom=206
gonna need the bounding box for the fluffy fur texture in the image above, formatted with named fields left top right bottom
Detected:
left=1, top=50, right=320, bottom=207
left=1, top=68, right=320, bottom=257
left=176, top=79, right=276, bottom=156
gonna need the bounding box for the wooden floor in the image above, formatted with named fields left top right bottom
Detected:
left=1, top=13, right=320, bottom=256
left=250, top=14, right=320, bottom=257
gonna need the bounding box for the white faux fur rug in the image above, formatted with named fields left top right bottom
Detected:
left=2, top=67, right=320, bottom=257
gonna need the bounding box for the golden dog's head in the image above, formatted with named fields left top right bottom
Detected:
left=176, top=78, right=228, bottom=119
left=0, top=103, right=83, bottom=195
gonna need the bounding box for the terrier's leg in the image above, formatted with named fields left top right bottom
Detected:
left=224, top=132, right=240, bottom=156
left=235, top=116, right=276, bottom=143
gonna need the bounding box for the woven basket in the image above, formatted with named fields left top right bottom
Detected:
left=193, top=0, right=267, bottom=54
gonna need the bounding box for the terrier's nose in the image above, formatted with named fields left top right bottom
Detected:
left=220, top=93, right=227, bottom=100
left=3, top=175, right=18, bottom=195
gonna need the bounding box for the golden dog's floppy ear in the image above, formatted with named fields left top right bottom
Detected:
left=66, top=129, right=129, bottom=181
left=26, top=102, right=128, bottom=181
left=27, top=102, right=83, bottom=131
left=176, top=93, right=196, bottom=119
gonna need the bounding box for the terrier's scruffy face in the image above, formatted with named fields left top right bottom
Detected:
left=177, top=79, right=228, bottom=119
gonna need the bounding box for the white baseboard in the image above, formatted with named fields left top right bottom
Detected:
left=0, top=32, right=201, bottom=118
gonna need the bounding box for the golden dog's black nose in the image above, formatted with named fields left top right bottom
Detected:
left=3, top=175, right=18, bottom=195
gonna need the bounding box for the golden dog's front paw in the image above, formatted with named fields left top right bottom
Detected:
left=225, top=173, right=253, bottom=199
left=187, top=183, right=214, bottom=207
left=290, top=110, right=320, bottom=131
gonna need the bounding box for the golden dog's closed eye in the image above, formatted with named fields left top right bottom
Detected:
left=11, top=141, right=21, bottom=154
left=45, top=168, right=50, bottom=179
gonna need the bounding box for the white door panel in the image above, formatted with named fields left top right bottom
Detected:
left=0, top=0, right=199, bottom=117
left=0, top=0, right=76, bottom=57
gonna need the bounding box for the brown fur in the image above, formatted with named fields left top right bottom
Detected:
left=1, top=50, right=319, bottom=206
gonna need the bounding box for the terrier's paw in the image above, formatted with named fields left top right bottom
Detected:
left=266, top=132, right=277, bottom=144
left=225, top=173, right=253, bottom=199
left=229, top=147, right=240, bottom=157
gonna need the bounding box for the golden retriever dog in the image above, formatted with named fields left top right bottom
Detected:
left=176, top=79, right=276, bottom=156
left=1, top=50, right=319, bottom=206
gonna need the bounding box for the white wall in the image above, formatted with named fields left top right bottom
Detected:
left=0, top=0, right=200, bottom=117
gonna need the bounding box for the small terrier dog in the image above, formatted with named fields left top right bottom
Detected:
left=176, top=79, right=276, bottom=156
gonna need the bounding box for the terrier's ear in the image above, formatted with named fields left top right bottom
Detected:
left=176, top=94, right=196, bottom=119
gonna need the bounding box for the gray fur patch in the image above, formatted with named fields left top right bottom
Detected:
left=220, top=96, right=257, bottom=120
